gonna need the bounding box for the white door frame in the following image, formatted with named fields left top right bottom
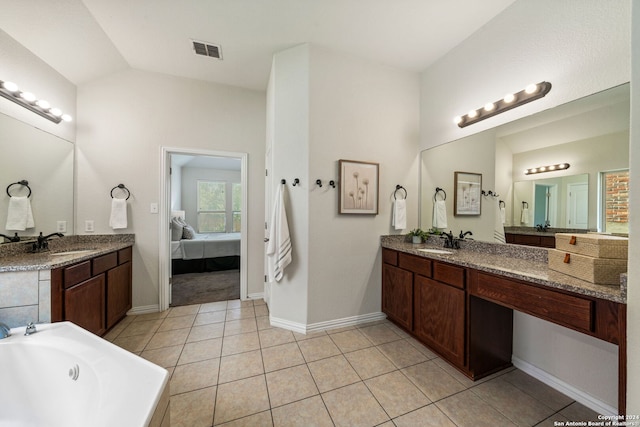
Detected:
left=159, top=146, right=249, bottom=311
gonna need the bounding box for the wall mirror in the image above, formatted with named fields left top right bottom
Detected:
left=0, top=112, right=74, bottom=242
left=420, top=83, right=630, bottom=243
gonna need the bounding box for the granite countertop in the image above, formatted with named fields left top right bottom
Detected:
left=503, top=227, right=595, bottom=237
left=381, top=235, right=626, bottom=304
left=0, top=234, right=135, bottom=272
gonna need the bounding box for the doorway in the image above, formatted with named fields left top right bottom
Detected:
left=159, top=147, right=248, bottom=311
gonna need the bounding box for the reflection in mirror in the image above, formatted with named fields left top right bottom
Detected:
left=420, top=83, right=629, bottom=243
left=513, top=174, right=588, bottom=229
left=0, top=113, right=74, bottom=242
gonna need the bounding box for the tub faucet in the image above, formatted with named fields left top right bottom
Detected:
left=0, top=322, right=10, bottom=339
left=32, top=232, right=64, bottom=252
left=24, top=322, right=37, bottom=336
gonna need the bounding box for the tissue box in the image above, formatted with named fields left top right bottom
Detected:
left=548, top=249, right=627, bottom=285
left=554, top=233, right=628, bottom=259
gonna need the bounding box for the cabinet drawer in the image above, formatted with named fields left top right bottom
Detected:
left=475, top=272, right=593, bottom=333
left=63, top=261, right=91, bottom=289
left=433, top=262, right=465, bottom=289
left=382, top=248, right=398, bottom=266
left=399, top=253, right=432, bottom=277
left=118, top=247, right=132, bottom=264
left=93, top=252, right=118, bottom=275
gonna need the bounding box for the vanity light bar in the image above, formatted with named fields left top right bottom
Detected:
left=454, top=81, right=552, bottom=128
left=0, top=80, right=72, bottom=124
left=524, top=163, right=570, bottom=175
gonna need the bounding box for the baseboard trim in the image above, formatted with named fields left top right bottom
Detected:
left=246, top=292, right=264, bottom=301
left=511, top=356, right=617, bottom=416
left=270, top=312, right=387, bottom=335
left=127, top=305, right=160, bottom=315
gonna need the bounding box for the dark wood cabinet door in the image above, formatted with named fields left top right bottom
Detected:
left=65, top=275, right=106, bottom=336
left=106, top=262, right=132, bottom=329
left=414, top=275, right=465, bottom=366
left=382, top=263, right=413, bottom=330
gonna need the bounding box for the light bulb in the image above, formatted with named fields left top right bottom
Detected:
left=36, top=99, right=50, bottom=110
left=539, top=166, right=546, bottom=172
left=468, top=110, right=478, bottom=119
left=559, top=163, right=566, bottom=169
left=503, top=93, right=515, bottom=103
left=453, top=116, right=462, bottom=125
left=531, top=168, right=537, bottom=173
left=61, top=114, right=72, bottom=122
left=548, top=165, right=556, bottom=170
left=2, top=81, right=19, bottom=92
left=525, top=84, right=538, bottom=94
left=21, top=92, right=36, bottom=103
left=484, top=102, right=495, bottom=112
left=50, top=108, right=62, bottom=117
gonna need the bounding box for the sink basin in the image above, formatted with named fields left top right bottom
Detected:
left=417, top=248, right=454, bottom=255
left=50, top=249, right=97, bottom=256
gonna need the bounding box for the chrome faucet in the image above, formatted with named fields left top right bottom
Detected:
left=24, top=322, right=37, bottom=336
left=0, top=322, right=11, bottom=339
left=32, top=232, right=64, bottom=252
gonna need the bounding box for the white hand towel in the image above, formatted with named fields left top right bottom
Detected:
left=432, top=200, right=448, bottom=229
left=500, top=207, right=506, bottom=224
left=109, top=198, right=128, bottom=229
left=494, top=200, right=506, bottom=244
left=267, top=184, right=292, bottom=282
left=392, top=199, right=407, bottom=230
left=521, top=208, right=529, bottom=224
left=5, top=196, right=34, bottom=231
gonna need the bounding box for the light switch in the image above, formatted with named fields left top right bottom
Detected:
left=57, top=221, right=67, bottom=233
left=85, top=220, right=94, bottom=232
left=150, top=203, right=159, bottom=214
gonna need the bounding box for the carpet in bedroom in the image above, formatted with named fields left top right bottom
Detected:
left=171, top=270, right=240, bottom=306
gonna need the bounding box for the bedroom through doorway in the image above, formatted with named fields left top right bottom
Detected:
left=160, top=148, right=248, bottom=309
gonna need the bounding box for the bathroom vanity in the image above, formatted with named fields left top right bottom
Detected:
left=0, top=235, right=134, bottom=337
left=380, top=235, right=627, bottom=414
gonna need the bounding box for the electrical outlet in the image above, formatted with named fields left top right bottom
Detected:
left=150, top=203, right=158, bottom=214
left=56, top=221, right=67, bottom=233
left=85, top=220, right=94, bottom=232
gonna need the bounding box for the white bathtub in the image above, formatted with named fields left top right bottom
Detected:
left=0, top=322, right=169, bottom=427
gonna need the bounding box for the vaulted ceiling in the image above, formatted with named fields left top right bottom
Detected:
left=0, top=0, right=515, bottom=91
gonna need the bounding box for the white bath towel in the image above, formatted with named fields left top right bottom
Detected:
left=109, top=198, right=128, bottom=229
left=392, top=199, right=407, bottom=230
left=494, top=200, right=506, bottom=244
left=500, top=206, right=506, bottom=224
left=521, top=208, right=529, bottom=224
left=267, top=184, right=292, bottom=282
left=432, top=200, right=448, bottom=229
left=5, top=196, right=34, bottom=231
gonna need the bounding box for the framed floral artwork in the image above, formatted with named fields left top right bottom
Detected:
left=339, top=159, right=379, bottom=215
left=454, top=171, right=482, bottom=216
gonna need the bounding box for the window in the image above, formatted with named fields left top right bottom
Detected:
left=197, top=180, right=242, bottom=233
left=600, top=170, right=629, bottom=234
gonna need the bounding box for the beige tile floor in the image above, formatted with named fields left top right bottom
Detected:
left=105, top=299, right=602, bottom=427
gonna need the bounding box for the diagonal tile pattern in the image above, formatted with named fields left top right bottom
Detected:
left=106, top=299, right=603, bottom=426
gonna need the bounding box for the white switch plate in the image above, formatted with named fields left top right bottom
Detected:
left=85, top=220, right=94, bottom=232
left=150, top=203, right=158, bottom=214
left=56, top=221, right=67, bottom=233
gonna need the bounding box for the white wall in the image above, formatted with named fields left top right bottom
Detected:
left=627, top=0, right=639, bottom=415
left=307, top=46, right=420, bottom=324
left=76, top=69, right=266, bottom=307
left=420, top=0, right=630, bottom=151
left=268, top=44, right=420, bottom=327
left=420, top=0, right=630, bottom=412
left=0, top=29, right=76, bottom=142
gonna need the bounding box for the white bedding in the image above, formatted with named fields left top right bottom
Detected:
left=171, top=232, right=241, bottom=260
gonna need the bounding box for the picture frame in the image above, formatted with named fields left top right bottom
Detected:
left=339, top=159, right=379, bottom=215
left=454, top=171, right=482, bottom=216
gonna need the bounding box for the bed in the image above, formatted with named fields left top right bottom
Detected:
left=170, top=211, right=241, bottom=274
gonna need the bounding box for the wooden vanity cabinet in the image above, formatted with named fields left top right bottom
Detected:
left=505, top=233, right=555, bottom=248
left=52, top=246, right=132, bottom=336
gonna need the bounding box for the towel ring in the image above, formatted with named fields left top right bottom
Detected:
left=110, top=184, right=131, bottom=200
left=394, top=185, right=407, bottom=200
left=434, top=187, right=446, bottom=202
left=499, top=200, right=506, bottom=208
left=522, top=201, right=529, bottom=209
left=6, top=180, right=31, bottom=198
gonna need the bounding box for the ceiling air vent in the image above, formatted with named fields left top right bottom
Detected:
left=192, top=40, right=222, bottom=59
